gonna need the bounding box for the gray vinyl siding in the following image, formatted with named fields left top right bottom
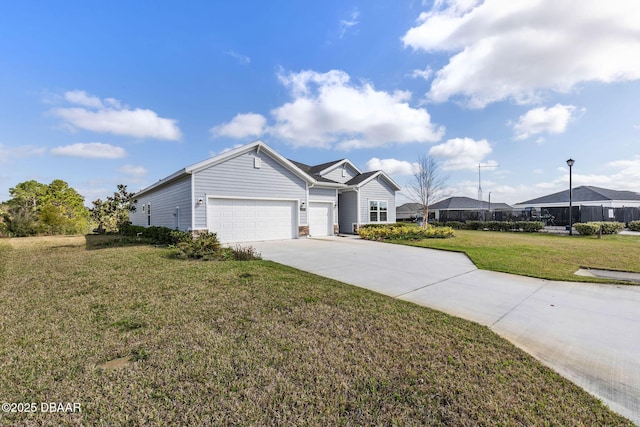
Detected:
left=131, top=175, right=193, bottom=231
left=359, top=178, right=397, bottom=224
left=309, top=187, right=337, bottom=202
left=321, top=164, right=359, bottom=184
left=338, top=190, right=358, bottom=233
left=193, top=149, right=307, bottom=229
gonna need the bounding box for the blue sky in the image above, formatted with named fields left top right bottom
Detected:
left=1, top=1, right=640, bottom=206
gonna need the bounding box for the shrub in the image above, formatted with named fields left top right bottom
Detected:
left=598, top=222, right=625, bottom=234
left=439, top=221, right=465, bottom=229
left=518, top=221, right=545, bottom=232
left=120, top=224, right=193, bottom=245
left=629, top=221, right=640, bottom=232
left=461, top=221, right=543, bottom=232
left=358, top=223, right=454, bottom=240
left=574, top=223, right=600, bottom=236
left=227, top=244, right=262, bottom=261
left=174, top=232, right=221, bottom=260
left=574, top=221, right=624, bottom=236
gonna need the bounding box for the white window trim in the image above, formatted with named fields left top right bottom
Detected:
left=369, top=199, right=389, bottom=223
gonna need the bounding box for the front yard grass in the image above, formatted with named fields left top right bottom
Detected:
left=392, top=230, right=640, bottom=283
left=0, top=236, right=633, bottom=425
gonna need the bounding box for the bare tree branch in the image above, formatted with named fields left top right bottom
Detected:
left=407, top=154, right=448, bottom=227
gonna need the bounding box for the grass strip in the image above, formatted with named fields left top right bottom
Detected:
left=391, top=230, right=640, bottom=283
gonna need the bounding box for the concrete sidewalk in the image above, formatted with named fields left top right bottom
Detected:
left=250, top=236, right=640, bottom=424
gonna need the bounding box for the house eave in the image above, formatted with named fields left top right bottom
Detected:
left=351, top=171, right=402, bottom=191
left=134, top=168, right=189, bottom=197
left=318, top=159, right=362, bottom=176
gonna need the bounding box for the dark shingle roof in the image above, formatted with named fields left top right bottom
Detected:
left=308, top=159, right=346, bottom=174
left=396, top=203, right=425, bottom=220
left=288, top=159, right=342, bottom=184
left=345, top=171, right=378, bottom=186
left=429, top=197, right=511, bottom=210
left=518, top=186, right=640, bottom=205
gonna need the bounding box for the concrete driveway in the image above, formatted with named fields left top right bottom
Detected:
left=250, top=236, right=640, bottom=424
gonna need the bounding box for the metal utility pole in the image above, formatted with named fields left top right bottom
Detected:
left=478, top=163, right=499, bottom=220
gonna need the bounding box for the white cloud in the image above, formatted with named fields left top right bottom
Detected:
left=117, top=164, right=148, bottom=177
left=410, top=67, right=433, bottom=81
left=50, top=91, right=182, bottom=141
left=64, top=90, right=103, bottom=108
left=0, top=144, right=46, bottom=162
left=339, top=10, right=360, bottom=38
left=210, top=113, right=267, bottom=139
left=266, top=69, right=444, bottom=149
left=429, top=137, right=494, bottom=170
left=365, top=158, right=417, bottom=176
left=512, top=104, right=578, bottom=140
left=224, top=50, right=251, bottom=64
left=50, top=142, right=126, bottom=159
left=403, top=0, right=640, bottom=108
left=208, top=143, right=244, bottom=157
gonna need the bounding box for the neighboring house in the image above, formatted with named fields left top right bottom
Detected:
left=130, top=140, right=400, bottom=242
left=428, top=196, right=512, bottom=222
left=514, top=186, right=640, bottom=225
left=396, top=203, right=424, bottom=222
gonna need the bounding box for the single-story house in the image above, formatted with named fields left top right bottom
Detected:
left=428, top=196, right=513, bottom=222
left=513, top=186, right=640, bottom=225
left=130, top=140, right=400, bottom=242
left=396, top=203, right=424, bottom=222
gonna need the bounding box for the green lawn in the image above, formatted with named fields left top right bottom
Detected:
left=392, top=230, right=640, bottom=283
left=0, top=236, right=632, bottom=425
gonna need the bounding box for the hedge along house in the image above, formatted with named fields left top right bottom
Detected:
left=513, top=186, right=640, bottom=226
left=130, top=140, right=400, bottom=243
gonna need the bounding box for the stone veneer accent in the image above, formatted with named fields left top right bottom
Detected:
left=192, top=229, right=209, bottom=238
left=333, top=225, right=339, bottom=235
left=298, top=225, right=309, bottom=237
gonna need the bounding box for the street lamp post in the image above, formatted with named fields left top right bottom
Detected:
left=566, top=158, right=575, bottom=235
left=488, top=192, right=492, bottom=221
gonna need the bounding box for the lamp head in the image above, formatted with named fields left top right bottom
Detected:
left=566, top=158, right=575, bottom=167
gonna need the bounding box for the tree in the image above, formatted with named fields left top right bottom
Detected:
left=8, top=180, right=48, bottom=211
left=407, top=154, right=448, bottom=227
left=90, top=184, right=137, bottom=233
left=3, top=179, right=88, bottom=235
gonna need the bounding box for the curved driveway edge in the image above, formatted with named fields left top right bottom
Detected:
left=250, top=236, right=640, bottom=424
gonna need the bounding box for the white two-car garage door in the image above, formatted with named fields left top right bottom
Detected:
left=308, top=202, right=332, bottom=237
left=208, top=198, right=296, bottom=243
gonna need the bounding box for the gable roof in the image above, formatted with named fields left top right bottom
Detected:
left=397, top=202, right=425, bottom=212
left=313, top=159, right=362, bottom=176
left=429, top=196, right=512, bottom=211
left=136, top=140, right=316, bottom=197
left=289, top=158, right=397, bottom=189
left=517, top=186, right=640, bottom=205
left=344, top=170, right=402, bottom=191
left=287, top=160, right=347, bottom=186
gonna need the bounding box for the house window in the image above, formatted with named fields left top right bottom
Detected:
left=147, top=204, right=151, bottom=226
left=369, top=200, right=388, bottom=222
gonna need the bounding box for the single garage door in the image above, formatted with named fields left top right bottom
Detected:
left=309, top=202, right=332, bottom=236
left=208, top=198, right=296, bottom=243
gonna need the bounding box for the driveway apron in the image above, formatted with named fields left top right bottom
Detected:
left=250, top=236, right=640, bottom=424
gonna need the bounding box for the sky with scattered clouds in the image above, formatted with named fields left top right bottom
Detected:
left=1, top=0, right=640, bottom=206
